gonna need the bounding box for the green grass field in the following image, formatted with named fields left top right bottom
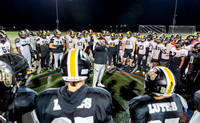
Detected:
left=5, top=31, right=189, bottom=122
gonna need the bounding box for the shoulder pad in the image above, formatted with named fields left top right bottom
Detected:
left=15, top=38, right=20, bottom=43
left=129, top=95, right=152, bottom=109
left=176, top=94, right=188, bottom=112
left=13, top=86, right=38, bottom=113
left=88, top=87, right=111, bottom=96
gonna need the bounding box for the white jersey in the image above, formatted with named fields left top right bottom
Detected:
left=105, top=36, right=111, bottom=42
left=151, top=43, right=163, bottom=60
left=47, top=35, right=54, bottom=40
left=0, top=41, right=11, bottom=55
left=37, top=37, right=50, bottom=46
left=29, top=36, right=36, bottom=51
left=65, top=35, right=73, bottom=49
left=170, top=47, right=188, bottom=58
left=137, top=41, right=149, bottom=55
left=85, top=35, right=90, bottom=46
left=148, top=40, right=156, bottom=52
left=183, top=44, right=193, bottom=51
left=72, top=38, right=86, bottom=50
left=93, top=37, right=99, bottom=50
left=123, top=37, right=136, bottom=49
left=15, top=37, right=31, bottom=54
left=189, top=110, right=200, bottom=123
left=160, top=44, right=173, bottom=60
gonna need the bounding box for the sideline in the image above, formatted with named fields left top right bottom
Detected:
left=25, top=69, right=145, bottom=86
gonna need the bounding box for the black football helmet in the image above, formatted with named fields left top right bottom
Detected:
left=111, top=33, right=115, bottom=40
left=175, top=39, right=183, bottom=48
left=37, top=30, right=42, bottom=37
left=54, top=29, right=62, bottom=38
left=0, top=33, right=6, bottom=43
left=61, top=49, right=91, bottom=82
left=119, top=33, right=123, bottom=40
left=42, top=30, right=47, bottom=39
left=70, top=31, right=75, bottom=38
left=0, top=53, right=29, bottom=82
left=145, top=66, right=176, bottom=97
left=96, top=33, right=102, bottom=38
left=47, top=30, right=51, bottom=36
left=156, top=36, right=163, bottom=43
left=193, top=42, right=200, bottom=51
left=147, top=34, right=153, bottom=41
left=0, top=61, right=17, bottom=112
left=18, top=30, right=27, bottom=39
left=76, top=32, right=82, bottom=39
left=24, top=29, right=30, bottom=37
left=126, top=31, right=132, bottom=38
left=89, top=29, right=93, bottom=35
left=0, top=30, right=7, bottom=38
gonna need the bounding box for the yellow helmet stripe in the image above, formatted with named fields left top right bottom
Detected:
left=69, top=49, right=77, bottom=77
left=163, top=67, right=175, bottom=96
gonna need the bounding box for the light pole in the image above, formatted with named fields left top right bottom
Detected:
left=56, top=0, right=59, bottom=29
left=172, top=0, right=178, bottom=34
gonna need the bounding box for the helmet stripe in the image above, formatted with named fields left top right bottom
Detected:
left=69, top=49, right=77, bottom=77
left=164, top=67, right=175, bottom=96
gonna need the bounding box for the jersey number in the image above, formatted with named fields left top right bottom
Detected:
left=126, top=41, right=130, bottom=45
left=149, top=118, right=180, bottom=123
left=2, top=47, right=8, bottom=53
left=56, top=41, right=62, bottom=45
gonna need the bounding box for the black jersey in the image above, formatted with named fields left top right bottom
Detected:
left=2, top=86, right=38, bottom=122
left=129, top=94, right=188, bottom=123
left=36, top=84, right=112, bottom=123
left=188, top=51, right=200, bottom=72
left=50, top=36, right=65, bottom=53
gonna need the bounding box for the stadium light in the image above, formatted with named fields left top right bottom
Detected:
left=56, top=0, right=59, bottom=29
left=172, top=0, right=178, bottom=34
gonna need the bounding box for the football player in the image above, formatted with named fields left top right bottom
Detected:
left=0, top=30, right=14, bottom=53
left=185, top=42, right=200, bottom=94
left=107, top=33, right=118, bottom=68
left=122, top=31, right=136, bottom=72
left=15, top=30, right=33, bottom=74
left=146, top=34, right=155, bottom=69
left=135, top=35, right=149, bottom=75
left=118, top=33, right=124, bottom=64
left=65, top=29, right=73, bottom=50
left=191, top=32, right=199, bottom=44
left=36, top=49, right=112, bottom=123
left=159, top=36, right=172, bottom=67
left=49, top=29, right=65, bottom=72
left=170, top=39, right=188, bottom=88
left=189, top=90, right=200, bottom=123
left=37, top=30, right=51, bottom=73
left=0, top=32, right=12, bottom=55
left=72, top=32, right=87, bottom=52
left=35, top=30, right=43, bottom=70
left=83, top=30, right=91, bottom=55
left=0, top=54, right=38, bottom=123
left=150, top=36, right=163, bottom=67
left=129, top=66, right=188, bottom=123
left=88, top=29, right=95, bottom=57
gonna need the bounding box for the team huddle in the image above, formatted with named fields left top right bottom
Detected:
left=0, top=29, right=200, bottom=123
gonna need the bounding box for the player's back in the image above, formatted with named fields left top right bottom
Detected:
left=129, top=93, right=187, bottom=123
left=36, top=84, right=112, bottom=123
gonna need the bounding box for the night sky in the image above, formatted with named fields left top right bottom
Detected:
left=1, top=0, right=200, bottom=31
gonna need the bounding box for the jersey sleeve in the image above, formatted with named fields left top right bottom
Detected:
left=180, top=49, right=188, bottom=57
left=94, top=88, right=113, bottom=123
left=129, top=96, right=149, bottom=123
left=9, top=86, right=38, bottom=121
left=15, top=38, right=20, bottom=47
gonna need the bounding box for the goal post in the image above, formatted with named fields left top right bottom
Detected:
left=138, top=25, right=166, bottom=34
left=168, top=25, right=196, bottom=34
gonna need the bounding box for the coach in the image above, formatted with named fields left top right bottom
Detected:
left=92, top=36, right=109, bottom=87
